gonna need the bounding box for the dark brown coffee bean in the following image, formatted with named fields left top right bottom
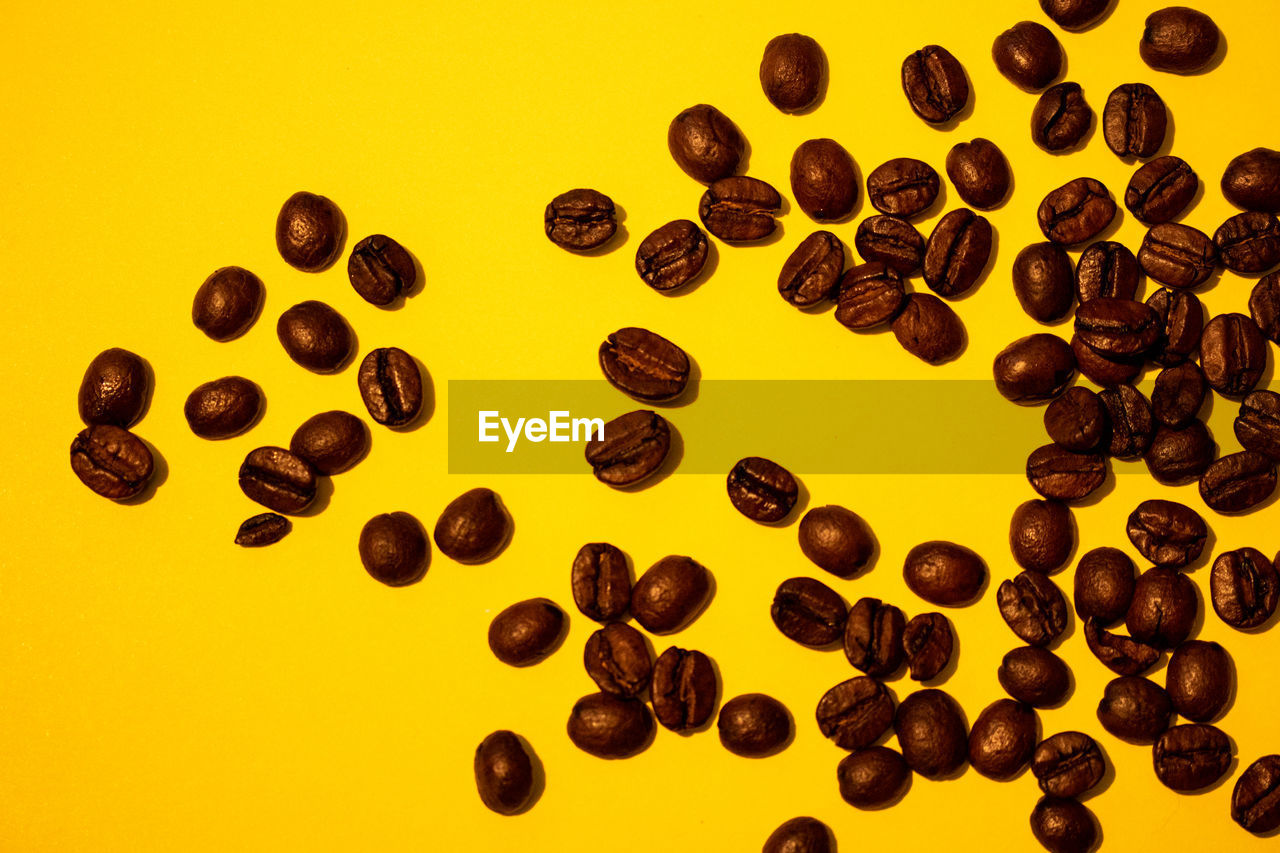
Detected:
left=183, top=376, right=262, bottom=439
left=276, top=191, right=343, bottom=272
left=836, top=747, right=910, bottom=809
left=1233, top=755, right=1280, bottom=834
left=433, top=488, right=509, bottom=563
left=288, top=410, right=368, bottom=475
left=699, top=176, right=782, bottom=243
left=1038, top=178, right=1116, bottom=246
left=1099, top=384, right=1154, bottom=459
left=1103, top=83, right=1167, bottom=159
left=651, top=647, right=717, bottom=731
left=1026, top=444, right=1108, bottom=502
left=1138, top=223, right=1219, bottom=289
left=718, top=693, right=791, bottom=757
left=1249, top=272, right=1280, bottom=342
left=844, top=597, right=906, bottom=677
left=1097, top=676, right=1172, bottom=744
left=1071, top=333, right=1142, bottom=387
left=276, top=301, right=354, bottom=373
left=999, top=571, right=1068, bottom=647
left=70, top=425, right=153, bottom=501
left=583, top=622, right=651, bottom=696
left=1127, top=567, right=1197, bottom=648
left=357, top=347, right=423, bottom=427
left=791, top=139, right=857, bottom=221
left=1033, top=731, right=1105, bottom=798
left=1014, top=242, right=1076, bottom=323
left=1031, top=82, right=1093, bottom=153
left=760, top=33, right=824, bottom=113
left=1201, top=451, right=1278, bottom=514
left=1075, top=298, right=1161, bottom=358
left=762, top=817, right=832, bottom=853
left=993, top=334, right=1076, bottom=403
left=779, top=231, right=843, bottom=307
left=1236, top=391, right=1280, bottom=460
left=1154, top=724, right=1232, bottom=791
left=946, top=139, right=1011, bottom=209
left=347, top=235, right=415, bottom=305
left=1146, top=421, right=1215, bottom=485
left=234, top=513, right=291, bottom=547
left=904, top=612, right=953, bottom=681
left=192, top=267, right=263, bottom=341
left=835, top=262, right=906, bottom=330
left=78, top=348, right=149, bottom=428
left=969, top=699, right=1038, bottom=780
left=816, top=676, right=895, bottom=751
left=1039, top=0, right=1109, bottom=30
left=567, top=692, right=652, bottom=758
left=855, top=215, right=925, bottom=274
left=667, top=104, right=744, bottom=184
left=798, top=505, right=876, bottom=579
left=584, top=410, right=671, bottom=487
left=358, top=511, right=429, bottom=586
left=1152, top=362, right=1207, bottom=428
left=1202, top=313, right=1268, bottom=396
left=903, top=541, right=986, bottom=606
left=636, top=220, right=708, bottom=293
left=571, top=543, right=631, bottom=623
left=1166, top=640, right=1231, bottom=722
left=991, top=21, right=1062, bottom=91
left=489, top=598, right=566, bottom=666
left=891, top=293, right=965, bottom=364
left=1074, top=547, right=1136, bottom=626
left=900, top=45, right=969, bottom=124
left=1010, top=499, right=1075, bottom=573
left=1126, top=155, right=1198, bottom=225
left=867, top=158, right=940, bottom=218
left=1045, top=387, right=1109, bottom=453
left=1075, top=241, right=1140, bottom=303
left=1126, top=499, right=1207, bottom=568
left=545, top=188, right=616, bottom=251
left=727, top=456, right=798, bottom=523
left=1141, top=7, right=1221, bottom=74
left=474, top=730, right=534, bottom=815
left=631, top=555, right=710, bottom=634
left=1211, top=547, right=1279, bottom=629
left=1030, top=797, right=1098, bottom=853
left=599, top=327, right=690, bottom=403
left=1214, top=211, right=1280, bottom=273
left=771, top=577, right=847, bottom=647
left=1146, top=287, right=1204, bottom=365
left=894, top=689, right=968, bottom=778
left=1223, top=148, right=1280, bottom=213
left=923, top=208, right=992, bottom=297
left=1083, top=617, right=1160, bottom=676
left=238, top=446, right=316, bottom=514
left=999, top=646, right=1071, bottom=707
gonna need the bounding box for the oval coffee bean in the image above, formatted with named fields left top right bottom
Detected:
left=1044, top=387, right=1109, bottom=453
left=1026, top=444, right=1107, bottom=502
left=1010, top=499, right=1074, bottom=573
left=991, top=21, right=1062, bottom=91
left=1084, top=617, right=1160, bottom=676
left=289, top=410, right=368, bottom=475
left=798, top=504, right=876, bottom=578
left=759, top=33, right=824, bottom=113
left=1075, top=241, right=1139, bottom=303
left=1233, top=755, right=1280, bottom=834
left=778, top=231, right=843, bottom=307
left=1146, top=422, right=1216, bottom=485
left=651, top=647, right=717, bottom=731
left=894, top=689, right=968, bottom=778
left=699, top=176, right=782, bottom=243
left=1126, top=499, right=1207, bottom=568
left=434, top=488, right=510, bottom=564
left=234, top=513, right=291, bottom=547
left=1223, top=148, right=1280, bottom=213
left=667, top=104, right=744, bottom=184
left=1138, top=223, right=1218, bottom=289
left=567, top=692, right=653, bottom=758
left=1103, top=83, right=1167, bottom=159
left=1210, top=547, right=1279, bottom=629
left=836, top=747, right=910, bottom=809
left=69, top=425, right=154, bottom=501
left=1074, top=297, right=1161, bottom=358
left=1251, top=273, right=1280, bottom=343
left=599, top=327, right=690, bottom=403
left=835, top=262, right=906, bottom=330
left=358, top=511, right=429, bottom=586
left=992, top=334, right=1076, bottom=403
left=1146, top=286, right=1204, bottom=365
left=718, top=693, right=791, bottom=757
left=1072, top=333, right=1142, bottom=387
left=636, top=220, right=708, bottom=293
left=946, top=139, right=1011, bottom=209
left=583, top=622, right=651, bottom=696
left=866, top=157, right=939, bottom=218
left=762, top=817, right=833, bottom=853
left=544, top=188, right=616, bottom=251
left=998, top=571, right=1068, bottom=647
left=1152, top=362, right=1207, bottom=428
left=474, top=731, right=534, bottom=815
left=1032, top=731, right=1105, bottom=798
left=1074, top=547, right=1136, bottom=626
left=923, top=208, right=992, bottom=297
left=903, top=612, right=953, bottom=681
left=855, top=215, right=925, bottom=274
left=489, top=598, right=566, bottom=666
left=816, top=676, right=895, bottom=751
left=357, top=347, right=423, bottom=427
left=78, top=348, right=149, bottom=428
left=1141, top=7, right=1221, bottom=74
left=1030, top=796, right=1098, bottom=853
left=1031, top=82, right=1092, bottom=153
left=1202, top=313, right=1268, bottom=396
left=347, top=234, right=415, bottom=305
left=1039, top=0, right=1108, bottom=30
left=900, top=45, right=969, bottom=124
left=238, top=446, right=316, bottom=514
left=1215, top=211, right=1280, bottom=273
left=1127, top=567, right=1197, bottom=649
left=903, top=540, right=986, bottom=606
left=1166, top=640, right=1231, bottom=722
left=891, top=293, right=965, bottom=364
left=276, top=191, right=344, bottom=272
left=727, top=456, right=798, bottom=523
left=1126, top=155, right=1198, bottom=225
left=584, top=410, right=671, bottom=487
left=1154, top=724, right=1232, bottom=791
left=1236, top=391, right=1280, bottom=460
left=969, top=699, right=1038, bottom=780
left=631, top=555, right=711, bottom=634
left=771, top=577, right=847, bottom=647
left=1013, top=242, right=1075, bottom=323
left=571, top=543, right=631, bottom=623
left=184, top=376, right=262, bottom=439
left=998, top=646, right=1070, bottom=708
left=1099, top=384, right=1155, bottom=459
left=843, top=597, right=906, bottom=678
left=1097, top=676, right=1172, bottom=744
left=192, top=266, right=263, bottom=341
left=791, top=138, right=857, bottom=221
left=1200, top=451, right=1278, bottom=514
left=276, top=301, right=354, bottom=373
left=1038, top=178, right=1116, bottom=246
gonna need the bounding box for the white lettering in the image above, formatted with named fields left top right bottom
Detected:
left=525, top=418, right=548, bottom=442
left=574, top=417, right=605, bottom=441
left=549, top=411, right=570, bottom=442
left=478, top=411, right=500, bottom=442
left=503, top=417, right=526, bottom=453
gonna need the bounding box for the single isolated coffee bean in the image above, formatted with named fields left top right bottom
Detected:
left=1140, top=6, right=1221, bottom=74
left=1099, top=384, right=1154, bottom=459
left=1223, top=148, right=1280, bottom=213
left=1152, top=362, right=1207, bottom=428
left=489, top=598, right=566, bottom=666
left=234, top=513, right=291, bottom=547
left=1233, top=755, right=1280, bottom=834
left=998, top=571, right=1069, bottom=647
left=894, top=689, right=968, bottom=778
left=1031, top=83, right=1093, bottom=153
left=1201, top=313, right=1268, bottom=396
left=771, top=577, right=847, bottom=647
left=816, top=676, right=895, bottom=750
left=900, top=45, right=969, bottom=124
left=1074, top=297, right=1161, bottom=358
left=1039, top=0, right=1109, bottom=30
left=192, top=267, right=263, bottom=341
left=650, top=647, right=717, bottom=731
left=238, top=446, right=316, bottom=514
left=835, top=262, right=906, bottom=330
left=667, top=104, right=744, bottom=184
left=434, top=487, right=511, bottom=565
left=584, top=410, right=671, bottom=487
left=779, top=231, right=844, bottom=307
left=1201, top=451, right=1278, bottom=514
left=276, top=301, right=354, bottom=373
left=1032, top=731, right=1105, bottom=798
left=636, top=220, right=708, bottom=293
left=903, top=540, right=986, bottom=606
left=855, top=215, right=925, bottom=275
left=718, top=693, right=791, bottom=757
left=1074, top=547, right=1136, bottom=626
left=276, top=191, right=344, bottom=272
left=78, top=348, right=149, bottom=428
left=1010, top=499, right=1074, bottom=573
left=567, top=692, right=653, bottom=759
left=474, top=731, right=534, bottom=815
left=1030, top=797, right=1099, bottom=853
left=1146, top=422, right=1215, bottom=485
left=904, top=612, right=953, bottom=681
left=1013, top=242, right=1075, bottom=323
left=1153, top=724, right=1232, bottom=791
left=598, top=327, right=690, bottom=403
left=1126, top=567, right=1197, bottom=648
left=843, top=597, right=906, bottom=677
left=583, top=622, right=651, bottom=696
left=1138, top=223, right=1219, bottom=289
left=1126, top=156, right=1198, bottom=225
left=923, top=208, right=992, bottom=297
left=836, top=747, right=910, bottom=809
left=347, top=234, right=415, bottom=305
left=1250, top=273, right=1280, bottom=342
left=866, top=158, right=939, bottom=218
left=699, top=176, right=782, bottom=243
left=791, top=138, right=857, bottom=221
left=70, top=425, right=154, bottom=501
left=545, top=189, right=616, bottom=251
left=992, top=333, right=1076, bottom=403
left=571, top=543, right=631, bottom=623
left=1166, top=640, right=1231, bottom=722
left=1072, top=333, right=1142, bottom=387
left=1038, top=178, right=1116, bottom=246
left=991, top=21, right=1062, bottom=91
left=998, top=646, right=1071, bottom=707
left=891, top=293, right=965, bottom=364
left=1098, top=676, right=1172, bottom=744
left=969, top=699, right=1038, bottom=780
left=1210, top=547, right=1279, bottom=629
left=631, top=555, right=711, bottom=634
left=727, top=456, right=798, bottom=523
left=1103, top=83, right=1167, bottom=159
left=1237, top=391, right=1280, bottom=459
left=1044, top=387, right=1109, bottom=453
left=184, top=376, right=262, bottom=439
left=1075, top=241, right=1140, bottom=303
left=358, top=511, right=429, bottom=586
left=289, top=410, right=368, bottom=475
left=946, top=139, right=1011, bottom=209
left=1215, top=211, right=1280, bottom=273
left=1084, top=617, right=1160, bottom=676
left=798, top=504, right=876, bottom=578
left=1126, top=499, right=1207, bottom=568
left=1026, top=444, right=1108, bottom=502
left=762, top=817, right=832, bottom=853
left=1146, top=287, right=1204, bottom=365
left=357, top=347, right=423, bottom=427
left=759, top=33, right=824, bottom=113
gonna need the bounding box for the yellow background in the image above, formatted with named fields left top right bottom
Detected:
left=2, top=0, right=1278, bottom=849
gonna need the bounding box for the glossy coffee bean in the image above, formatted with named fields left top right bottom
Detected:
left=1031, top=83, right=1092, bottom=153
left=855, top=215, right=925, bottom=274
left=567, top=692, right=653, bottom=758
left=1010, top=500, right=1074, bottom=573
left=1154, top=724, right=1232, bottom=791
left=1074, top=547, right=1136, bottom=626
left=584, top=410, right=671, bottom=487
left=1099, top=384, right=1154, bottom=459
left=992, top=334, right=1076, bottom=403
left=1138, top=223, right=1218, bottom=289
left=779, top=231, right=844, bottom=307
left=836, top=747, right=910, bottom=808
left=69, top=425, right=154, bottom=501
left=1200, top=451, right=1277, bottom=513
left=1038, top=178, right=1116, bottom=246
left=1074, top=298, right=1160, bottom=358
left=891, top=293, right=965, bottom=364
left=1013, top=242, right=1075, bottom=322
left=904, top=612, right=953, bottom=681
left=668, top=104, right=744, bottom=184
left=900, top=45, right=969, bottom=124
left=1126, top=156, right=1198, bottom=225
left=866, top=158, right=939, bottom=218
left=1210, top=547, right=1279, bottom=629
left=238, top=446, right=316, bottom=514
left=1146, top=287, right=1204, bottom=365
left=1084, top=617, right=1160, bottom=676
left=999, top=646, right=1071, bottom=707
left=798, top=505, right=876, bottom=578
left=1250, top=273, right=1280, bottom=342
left=923, top=208, right=992, bottom=297
left=192, top=267, right=263, bottom=341
left=599, top=327, right=690, bottom=403
left=903, top=540, right=985, bottom=606
left=583, top=622, right=651, bottom=696
left=999, top=571, right=1068, bottom=647
left=1215, top=211, right=1280, bottom=273
left=816, top=676, right=895, bottom=751
left=276, top=301, right=354, bottom=373
left=288, top=410, right=368, bottom=475
left=1071, top=333, right=1142, bottom=387
left=1237, top=391, right=1280, bottom=459
left=357, top=347, right=423, bottom=427
left=1030, top=797, right=1098, bottom=853
left=347, top=235, right=415, bottom=305
left=1146, top=422, right=1215, bottom=485
left=727, top=456, right=798, bottom=523
left=1103, top=83, right=1168, bottom=159
left=234, top=513, right=291, bottom=547
left=991, top=21, right=1062, bottom=91
left=946, top=139, right=1011, bottom=209
left=433, top=488, right=510, bottom=563
left=78, top=348, right=149, bottom=428
left=969, top=699, right=1038, bottom=780
left=1166, top=640, right=1231, bottom=722
left=843, top=597, right=906, bottom=677
left=631, top=555, right=710, bottom=634
left=1153, top=363, right=1207, bottom=428
left=571, top=543, right=631, bottom=623
left=474, top=731, right=534, bottom=815
left=1075, top=242, right=1139, bottom=303
left=1126, top=499, right=1206, bottom=568
left=358, top=512, right=429, bottom=586
left=1032, top=731, right=1105, bottom=798
left=699, top=177, right=782, bottom=243
left=835, top=262, right=906, bottom=330
left=1126, top=567, right=1197, bottom=648
left=1097, top=676, right=1172, bottom=744
left=184, top=376, right=262, bottom=439
left=1141, top=7, right=1221, bottom=74
left=276, top=191, right=343, bottom=271
left=545, top=189, right=616, bottom=251
left=489, top=598, right=566, bottom=666
left=636, top=220, right=708, bottom=292
left=894, top=689, right=968, bottom=778
left=760, top=33, right=824, bottom=113
left=718, top=693, right=791, bottom=757
left=762, top=816, right=833, bottom=853
left=1223, top=148, right=1280, bottom=213
left=1045, top=387, right=1108, bottom=453
left=1233, top=755, right=1280, bottom=834
left=651, top=647, right=717, bottom=731
left=791, top=139, right=857, bottom=221
left=1026, top=444, right=1107, bottom=502
left=1039, top=0, right=1109, bottom=30
left=771, top=577, right=847, bottom=647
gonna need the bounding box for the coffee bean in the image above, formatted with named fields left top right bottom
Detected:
left=894, top=688, right=968, bottom=778
left=1083, top=617, right=1160, bottom=676
left=923, top=208, right=992, bottom=297
left=699, top=176, right=783, bottom=243
left=1127, top=567, right=1197, bottom=649
left=1126, top=155, right=1198, bottom=225
left=836, top=747, right=910, bottom=809
left=1031, top=82, right=1093, bottom=153
left=234, top=513, right=291, bottom=547
left=70, top=425, right=154, bottom=501
left=289, top=410, right=368, bottom=475
left=1071, top=333, right=1143, bottom=387
left=1038, top=178, right=1116, bottom=246
left=667, top=104, right=744, bottom=184
left=999, top=646, right=1071, bottom=707
left=760, top=33, right=824, bottom=113
left=843, top=597, right=906, bottom=677
left=1152, top=363, right=1207, bottom=428
left=791, top=139, right=857, bottom=221
left=357, top=347, right=423, bottom=428
left=1039, top=0, right=1109, bottom=30
left=571, top=543, right=631, bottom=623
left=835, top=262, right=906, bottom=330
left=1237, top=391, right=1280, bottom=459
left=347, top=234, right=415, bottom=305
left=276, top=191, right=344, bottom=272
left=1249, top=272, right=1280, bottom=342
left=1075, top=298, right=1161, bottom=358
left=993, top=334, right=1076, bottom=403
left=1201, top=451, right=1278, bottom=514
left=903, top=540, right=986, bottom=606
left=1146, top=421, right=1215, bottom=485
left=651, top=646, right=717, bottom=731
left=855, top=215, right=925, bottom=274
left=771, top=577, right=847, bottom=647
left=636, top=220, right=708, bottom=293
left=1233, top=755, right=1280, bottom=834
left=1044, top=387, right=1109, bottom=453
left=946, top=139, right=1011, bottom=209
left=545, top=189, right=616, bottom=251
left=474, top=731, right=534, bottom=815
left=969, top=699, right=1038, bottom=780
left=1102, top=83, right=1167, bottom=159
left=727, top=456, right=798, bottom=523
left=798, top=505, right=876, bottom=578
left=1026, top=444, right=1108, bottom=502
left=276, top=301, right=354, bottom=374
left=1146, top=287, right=1204, bottom=365
left=867, top=158, right=940, bottom=218
left=1014, top=242, right=1076, bottom=322
left=718, top=693, right=791, bottom=757
left=816, top=676, right=895, bottom=750
left=1075, top=241, right=1140, bottom=303
left=1223, top=148, right=1280, bottom=213
left=1074, top=547, right=1136, bottom=626
left=1126, top=499, right=1207, bottom=568
left=1098, top=676, right=1172, bottom=745
left=1010, top=499, right=1075, bottom=573
left=1203, top=314, right=1268, bottom=396
left=1214, top=211, right=1280, bottom=273
left=631, top=555, right=710, bottom=634
left=434, top=488, right=510, bottom=563
left=904, top=612, right=953, bottom=681
left=999, top=571, right=1068, bottom=647
left=567, top=692, right=653, bottom=758
left=238, top=446, right=316, bottom=514
left=779, top=231, right=843, bottom=307
left=489, top=598, right=566, bottom=666
left=183, top=376, right=262, bottom=439
left=1099, top=384, right=1154, bottom=459
left=584, top=622, right=651, bottom=696
left=1154, top=724, right=1232, bottom=791
left=584, top=410, right=671, bottom=487
left=991, top=21, right=1062, bottom=91
left=1210, top=547, right=1279, bottom=629
left=1138, top=223, right=1219, bottom=289
left=891, top=293, right=965, bottom=364
left=1166, top=640, right=1231, bottom=723
left=358, top=511, right=429, bottom=586
left=78, top=348, right=149, bottom=428
left=900, top=45, right=969, bottom=124
left=1141, top=7, right=1221, bottom=74
left=762, top=817, right=832, bottom=853
left=192, top=267, right=263, bottom=341
left=1030, top=797, right=1098, bottom=853
left=599, top=327, right=690, bottom=403
left=1032, top=731, right=1105, bottom=798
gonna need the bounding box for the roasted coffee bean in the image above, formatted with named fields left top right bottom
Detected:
left=816, top=676, right=895, bottom=750
left=183, top=376, right=262, bottom=439
left=1233, top=755, right=1280, bottom=834
left=1146, top=421, right=1215, bottom=485
left=900, top=45, right=969, bottom=124
left=991, top=21, right=1062, bottom=91
left=1154, top=724, right=1232, bottom=791
left=771, top=577, right=847, bottom=647
left=1126, top=156, right=1198, bottom=225
left=1031, top=82, right=1093, bottom=153
left=1033, top=731, right=1105, bottom=798
left=891, top=293, right=965, bottom=364
left=1030, top=797, right=1098, bottom=853
left=357, top=347, right=423, bottom=427
left=1138, top=223, right=1218, bottom=289
left=867, top=158, right=940, bottom=218
left=1098, top=676, right=1172, bottom=744
left=631, top=555, right=710, bottom=634
left=234, top=513, right=291, bottom=547
left=999, top=646, right=1071, bottom=707
left=1074, top=547, right=1136, bottom=626
left=1102, top=83, right=1167, bottom=159
left=1146, top=287, right=1204, bottom=365
left=1075, top=242, right=1140, bottom=303
left=1045, top=387, right=1109, bottom=453
left=1250, top=273, right=1280, bottom=342
left=1237, top=391, right=1280, bottom=459
left=276, top=301, right=354, bottom=373
left=894, top=689, right=968, bottom=778
left=567, top=692, right=653, bottom=758
left=584, top=622, right=651, bottom=696
left=545, top=189, right=616, bottom=251
left=433, top=487, right=511, bottom=563
left=1084, top=617, right=1160, bottom=676
left=636, top=220, right=708, bottom=293
left=1038, top=178, right=1116, bottom=246
left=699, top=177, right=782, bottom=243
left=192, top=267, right=263, bottom=341
left=1202, top=314, right=1268, bottom=396
left=1010, top=500, right=1074, bottom=573
left=903, top=540, right=985, bottom=606
left=571, top=543, right=631, bottom=623
left=288, top=410, right=368, bottom=474
left=489, top=598, right=566, bottom=666
left=1026, top=444, right=1108, bottom=502
left=358, top=511, right=429, bottom=586
left=718, top=693, right=791, bottom=757
left=651, top=647, right=717, bottom=731
left=347, top=235, right=415, bottom=305
left=474, top=731, right=534, bottom=815
left=836, top=747, right=910, bottom=808
left=1126, top=499, right=1207, bottom=568
left=1099, top=384, right=1154, bottom=459
left=760, top=33, right=824, bottom=112
left=791, top=139, right=857, bottom=221
left=1141, top=7, right=1221, bottom=74
left=1071, top=334, right=1143, bottom=387
left=238, top=446, right=316, bottom=514
left=855, top=215, right=925, bottom=274
left=923, top=208, right=992, bottom=297
left=668, top=104, right=744, bottom=184
left=727, top=456, right=798, bottom=523
left=762, top=816, right=832, bottom=853
left=798, top=505, right=876, bottom=578
left=998, top=571, right=1068, bottom=647
left=599, top=327, right=690, bottom=403
left=946, top=139, right=1011, bottom=209
left=1166, top=640, right=1231, bottom=722
left=1152, top=363, right=1207, bottom=428
left=1201, top=451, right=1278, bottom=513
left=78, top=348, right=149, bottom=428
left=1215, top=211, right=1280, bottom=273
left=844, top=597, right=906, bottom=677
left=585, top=410, right=671, bottom=487
left=1211, top=547, right=1279, bottom=629
left=1013, top=242, right=1076, bottom=323
left=1127, top=567, right=1197, bottom=648
left=904, top=612, right=953, bottom=681
left=992, top=334, right=1076, bottom=403
left=1075, top=298, right=1161, bottom=358
left=70, top=425, right=153, bottom=501
left=779, top=231, right=844, bottom=307
left=1223, top=148, right=1280, bottom=213
left=835, top=262, right=906, bottom=330
left=276, top=191, right=343, bottom=271
left=969, top=699, right=1038, bottom=780
left=1039, top=0, right=1109, bottom=30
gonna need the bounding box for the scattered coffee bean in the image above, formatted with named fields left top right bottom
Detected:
left=288, top=410, right=368, bottom=474
left=1126, top=499, right=1207, bottom=568
left=903, top=540, right=986, bottom=606
left=1140, top=7, right=1221, bottom=74
left=192, top=267, right=264, bottom=341
left=668, top=104, right=744, bottom=184
left=1010, top=499, right=1074, bottom=573
left=357, top=347, right=423, bottom=427
left=1071, top=333, right=1142, bottom=387
left=1098, top=384, right=1154, bottom=459
left=1075, top=297, right=1161, bottom=358
left=993, top=333, right=1076, bottom=403
left=238, top=446, right=316, bottom=514
left=184, top=376, right=262, bottom=439
left=1097, top=675, right=1172, bottom=744
left=946, top=139, right=1011, bottom=209
left=1146, top=421, right=1215, bottom=485
left=836, top=747, right=910, bottom=809
left=1146, top=287, right=1204, bottom=365
left=923, top=208, right=992, bottom=297
left=433, top=487, right=511, bottom=563
left=1249, top=273, right=1280, bottom=342
left=1026, top=444, right=1108, bottom=502
left=489, top=598, right=566, bottom=666
left=798, top=505, right=876, bottom=578
left=1102, top=83, right=1167, bottom=159
left=1222, top=148, right=1280, bottom=213
left=699, top=176, right=782, bottom=243
left=791, top=139, right=858, bottom=221
left=583, top=622, right=651, bottom=696
left=1038, top=178, right=1116, bottom=246
left=234, top=513, right=291, bottom=547
left=276, top=301, right=354, bottom=373
left=70, top=425, right=154, bottom=501
left=835, top=262, right=906, bottom=330
left=584, top=410, right=671, bottom=487
left=998, top=570, right=1068, bottom=647
left=1126, top=567, right=1197, bottom=648
left=718, top=693, right=791, bottom=757
left=1031, top=82, right=1093, bottom=152
left=866, top=158, right=940, bottom=218
left=1075, top=241, right=1140, bottom=303
left=1237, top=391, right=1280, bottom=459
left=636, top=220, right=708, bottom=293
left=631, top=555, right=711, bottom=634
left=1030, top=796, right=1098, bottom=853
left=891, top=293, right=965, bottom=364
left=651, top=647, right=717, bottom=731
left=571, top=543, right=631, bottom=623
left=474, top=730, right=534, bottom=815
left=855, top=215, right=925, bottom=274
left=1152, top=362, right=1207, bottom=428
left=991, top=21, right=1062, bottom=91
left=762, top=817, right=833, bottom=853
left=1032, top=731, right=1105, bottom=798
left=358, top=511, right=429, bottom=586
left=598, top=327, right=690, bottom=403
left=727, top=456, right=798, bottom=523
left=1084, top=617, right=1160, bottom=676
left=816, top=676, right=895, bottom=750
left=276, top=191, right=344, bottom=272
left=999, top=646, right=1071, bottom=707
left=1039, top=0, right=1109, bottom=30
left=1074, top=547, right=1136, bottom=626
left=903, top=612, right=953, bottom=681
left=1233, top=755, right=1280, bottom=834
left=347, top=234, right=415, bottom=305
left=843, top=597, right=906, bottom=677
left=1013, top=242, right=1076, bottom=323
left=1126, top=155, right=1198, bottom=224
left=969, top=699, right=1038, bottom=780
left=78, top=348, right=149, bottom=428
left=1215, top=211, right=1280, bottom=273
left=545, top=189, right=617, bottom=251
left=1210, top=547, right=1279, bottom=629
left=894, top=688, right=968, bottom=778
left=1166, top=640, right=1231, bottom=722
left=567, top=692, right=653, bottom=758
left=900, top=45, right=969, bottom=124
left=1200, top=451, right=1278, bottom=513
left=1153, top=724, right=1232, bottom=791
left=771, top=577, right=847, bottom=647
left=1138, top=223, right=1218, bottom=289
left=1045, top=387, right=1109, bottom=453
left=779, top=231, right=844, bottom=307
left=760, top=34, right=824, bottom=113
